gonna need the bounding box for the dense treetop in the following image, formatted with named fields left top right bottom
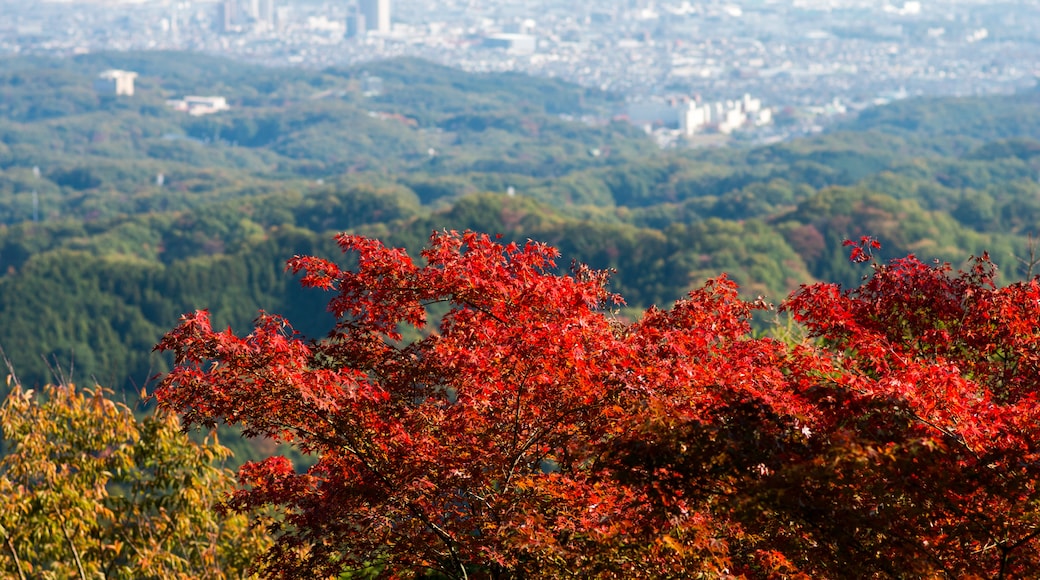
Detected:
left=152, top=230, right=1040, bottom=578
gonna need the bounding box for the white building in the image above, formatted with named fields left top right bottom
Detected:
left=346, top=6, right=366, bottom=37
left=166, top=96, right=230, bottom=116
left=754, top=108, right=773, bottom=126
left=743, top=94, right=762, bottom=114
left=679, top=101, right=708, bottom=135
left=359, top=0, right=391, bottom=33
left=685, top=94, right=772, bottom=135
left=483, top=33, right=537, bottom=54
left=94, top=69, right=137, bottom=96
left=257, top=0, right=275, bottom=28
left=628, top=93, right=772, bottom=136
left=717, top=107, right=746, bottom=134
left=503, top=18, right=537, bottom=35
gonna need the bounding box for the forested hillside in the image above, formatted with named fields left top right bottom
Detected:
left=1, top=51, right=1039, bottom=394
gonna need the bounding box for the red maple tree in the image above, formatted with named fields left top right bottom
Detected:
left=773, top=246, right=1040, bottom=577
left=159, top=231, right=647, bottom=578
left=156, top=231, right=1040, bottom=579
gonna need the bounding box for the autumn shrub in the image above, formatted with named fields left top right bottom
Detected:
left=0, top=380, right=269, bottom=579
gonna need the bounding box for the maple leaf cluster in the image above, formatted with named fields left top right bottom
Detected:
left=842, top=235, right=882, bottom=264
left=156, top=231, right=1040, bottom=579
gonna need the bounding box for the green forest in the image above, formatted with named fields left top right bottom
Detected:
left=2, top=52, right=1039, bottom=394
left=5, top=51, right=1040, bottom=578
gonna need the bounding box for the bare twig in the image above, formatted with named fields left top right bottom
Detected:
left=0, top=343, right=19, bottom=388
left=1, top=529, right=27, bottom=580
left=59, top=515, right=88, bottom=580
left=1014, top=233, right=1040, bottom=280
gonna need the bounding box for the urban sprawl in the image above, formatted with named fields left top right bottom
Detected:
left=4, top=0, right=1040, bottom=145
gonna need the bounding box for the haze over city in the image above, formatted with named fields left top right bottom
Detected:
left=3, top=0, right=1038, bottom=111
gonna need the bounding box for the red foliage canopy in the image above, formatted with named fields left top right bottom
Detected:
left=156, top=231, right=1040, bottom=579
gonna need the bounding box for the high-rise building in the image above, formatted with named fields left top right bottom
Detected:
left=346, top=6, right=367, bottom=38
left=167, top=4, right=179, bottom=39
left=274, top=6, right=291, bottom=32
left=219, top=0, right=236, bottom=33
left=94, top=70, right=138, bottom=96
left=258, top=0, right=275, bottom=28
left=358, top=0, right=390, bottom=33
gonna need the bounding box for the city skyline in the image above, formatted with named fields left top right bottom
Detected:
left=1, top=0, right=1037, bottom=115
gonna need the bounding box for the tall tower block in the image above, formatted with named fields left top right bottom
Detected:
left=359, top=0, right=390, bottom=33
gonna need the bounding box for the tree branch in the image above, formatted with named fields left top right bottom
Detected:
left=59, top=515, right=88, bottom=580
left=1, top=528, right=27, bottom=580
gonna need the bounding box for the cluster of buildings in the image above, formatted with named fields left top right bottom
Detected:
left=628, top=94, right=772, bottom=136
left=219, top=0, right=279, bottom=33
left=94, top=68, right=229, bottom=117
left=6, top=0, right=1040, bottom=143
left=214, top=0, right=394, bottom=41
